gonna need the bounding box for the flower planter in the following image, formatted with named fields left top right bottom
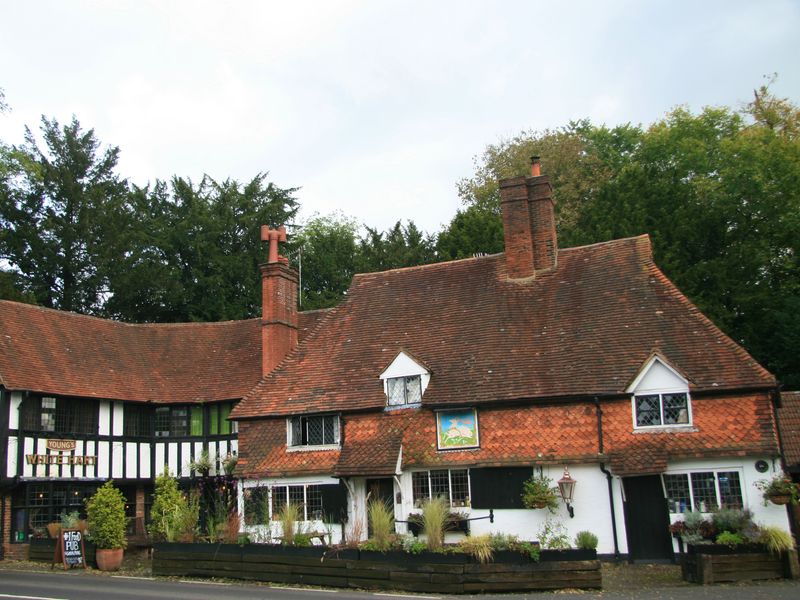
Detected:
left=682, top=544, right=800, bottom=584
left=769, top=494, right=793, bottom=506
left=152, top=542, right=602, bottom=592
left=95, top=548, right=124, bottom=571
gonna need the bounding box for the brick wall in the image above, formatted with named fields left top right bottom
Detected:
left=2, top=494, right=29, bottom=561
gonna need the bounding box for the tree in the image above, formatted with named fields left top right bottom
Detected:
left=575, top=98, right=800, bottom=387
left=293, top=213, right=359, bottom=310
left=436, top=205, right=504, bottom=260
left=356, top=220, right=436, bottom=273
left=455, top=120, right=642, bottom=247
left=0, top=117, right=128, bottom=313
left=104, top=174, right=299, bottom=322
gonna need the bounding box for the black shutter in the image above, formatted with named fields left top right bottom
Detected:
left=319, top=482, right=349, bottom=522
left=470, top=467, right=532, bottom=509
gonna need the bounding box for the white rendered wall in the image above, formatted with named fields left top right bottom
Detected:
left=394, top=465, right=626, bottom=555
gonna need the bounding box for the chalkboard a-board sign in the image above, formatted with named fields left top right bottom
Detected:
left=53, top=528, right=86, bottom=569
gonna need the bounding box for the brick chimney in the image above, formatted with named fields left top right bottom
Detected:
left=260, top=225, right=298, bottom=376
left=499, top=157, right=557, bottom=279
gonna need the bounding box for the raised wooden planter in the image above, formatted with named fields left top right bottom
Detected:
left=682, top=544, right=800, bottom=584
left=153, top=543, right=601, bottom=593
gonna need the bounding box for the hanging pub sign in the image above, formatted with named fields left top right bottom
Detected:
left=53, top=528, right=86, bottom=570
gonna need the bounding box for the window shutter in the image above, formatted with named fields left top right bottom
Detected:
left=470, top=467, right=532, bottom=509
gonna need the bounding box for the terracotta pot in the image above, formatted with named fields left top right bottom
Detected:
left=95, top=548, right=124, bottom=571
left=768, top=494, right=792, bottom=506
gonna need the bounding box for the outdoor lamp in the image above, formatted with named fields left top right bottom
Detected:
left=557, top=467, right=576, bottom=518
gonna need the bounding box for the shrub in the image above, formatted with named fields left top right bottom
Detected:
left=293, top=532, right=312, bottom=547
left=401, top=534, right=427, bottom=554
left=715, top=531, right=744, bottom=547
left=712, top=508, right=754, bottom=535
left=421, top=496, right=449, bottom=551
left=85, top=481, right=128, bottom=550
left=759, top=526, right=795, bottom=555
left=149, top=467, right=188, bottom=541
left=223, top=510, right=241, bottom=544
left=521, top=474, right=559, bottom=512
left=538, top=519, right=571, bottom=550
left=459, top=534, right=494, bottom=564
left=279, top=502, right=302, bottom=546
left=489, top=532, right=518, bottom=551
left=367, top=499, right=395, bottom=551
left=173, top=491, right=200, bottom=542
left=574, top=530, right=598, bottom=550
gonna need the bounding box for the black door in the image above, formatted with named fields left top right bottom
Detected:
left=622, top=475, right=674, bottom=562
left=365, top=478, right=395, bottom=537
left=366, top=478, right=394, bottom=506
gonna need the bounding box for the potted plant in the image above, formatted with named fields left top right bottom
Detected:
left=85, top=481, right=128, bottom=571
left=521, top=474, right=560, bottom=512
left=755, top=474, right=799, bottom=506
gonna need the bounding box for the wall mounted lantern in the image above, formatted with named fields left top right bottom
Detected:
left=557, top=467, right=576, bottom=518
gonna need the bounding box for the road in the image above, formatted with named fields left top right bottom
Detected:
left=1, top=569, right=799, bottom=600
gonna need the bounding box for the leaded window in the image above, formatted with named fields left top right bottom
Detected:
left=20, top=396, right=98, bottom=435
left=387, top=375, right=422, bottom=406
left=154, top=406, right=198, bottom=437
left=411, top=469, right=470, bottom=508
left=635, top=392, right=690, bottom=427
left=288, top=415, right=340, bottom=447
left=124, top=404, right=153, bottom=437
left=662, top=470, right=743, bottom=513
left=269, top=484, right=323, bottom=520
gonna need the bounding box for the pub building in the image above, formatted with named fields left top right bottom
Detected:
left=0, top=228, right=320, bottom=559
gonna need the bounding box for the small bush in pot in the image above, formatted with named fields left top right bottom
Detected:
left=85, top=481, right=127, bottom=571
left=575, top=530, right=598, bottom=550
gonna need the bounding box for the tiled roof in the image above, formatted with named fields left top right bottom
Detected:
left=779, top=391, right=800, bottom=468
left=237, top=390, right=779, bottom=479
left=234, top=235, right=774, bottom=420
left=0, top=300, right=324, bottom=403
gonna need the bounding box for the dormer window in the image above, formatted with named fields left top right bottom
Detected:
left=388, top=375, right=422, bottom=406
left=628, top=355, right=692, bottom=430
left=380, top=351, right=430, bottom=409
left=635, top=392, right=689, bottom=427
left=288, top=415, right=340, bottom=448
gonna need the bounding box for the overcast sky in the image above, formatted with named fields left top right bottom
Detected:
left=1, top=0, right=798, bottom=234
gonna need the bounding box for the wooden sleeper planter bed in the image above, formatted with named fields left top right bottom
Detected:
left=152, top=542, right=601, bottom=593
left=682, top=543, right=800, bottom=584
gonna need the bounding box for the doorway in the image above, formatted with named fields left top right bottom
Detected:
left=622, top=475, right=674, bottom=562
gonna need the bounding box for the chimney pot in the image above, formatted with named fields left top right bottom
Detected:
left=530, top=156, right=541, bottom=177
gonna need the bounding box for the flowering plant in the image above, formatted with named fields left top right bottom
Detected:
left=754, top=474, right=799, bottom=505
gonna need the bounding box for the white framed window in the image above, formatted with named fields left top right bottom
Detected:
left=287, top=415, right=340, bottom=448
left=634, top=392, right=690, bottom=427
left=662, top=470, right=744, bottom=513
left=387, top=375, right=422, bottom=406
left=411, top=469, right=470, bottom=508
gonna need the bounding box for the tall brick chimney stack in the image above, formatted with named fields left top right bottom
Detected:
left=260, top=225, right=298, bottom=377
left=499, top=156, right=557, bottom=279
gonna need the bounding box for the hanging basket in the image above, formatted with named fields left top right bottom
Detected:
left=768, top=493, right=792, bottom=506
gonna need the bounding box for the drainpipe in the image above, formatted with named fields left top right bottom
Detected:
left=771, top=386, right=799, bottom=543
left=595, top=397, right=621, bottom=561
